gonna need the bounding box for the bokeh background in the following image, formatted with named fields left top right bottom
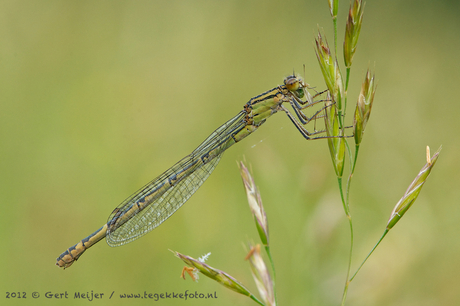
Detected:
left=1, top=0, right=459, bottom=305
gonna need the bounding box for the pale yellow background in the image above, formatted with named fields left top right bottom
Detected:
left=1, top=0, right=459, bottom=305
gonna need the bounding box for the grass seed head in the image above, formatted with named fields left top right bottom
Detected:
left=344, top=0, right=364, bottom=67
left=239, top=161, right=269, bottom=246
left=246, top=244, right=275, bottom=306
left=324, top=94, right=346, bottom=177
left=387, top=146, right=441, bottom=229
left=315, top=32, right=336, bottom=99
left=354, top=69, right=376, bottom=145
left=328, top=0, right=339, bottom=18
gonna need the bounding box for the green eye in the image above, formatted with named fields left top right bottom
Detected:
left=295, top=87, right=305, bottom=99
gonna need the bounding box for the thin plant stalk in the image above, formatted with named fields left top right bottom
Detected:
left=323, top=1, right=365, bottom=304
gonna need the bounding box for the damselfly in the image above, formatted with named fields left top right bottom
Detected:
left=56, top=75, right=330, bottom=268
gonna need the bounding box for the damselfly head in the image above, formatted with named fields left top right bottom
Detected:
left=284, top=75, right=299, bottom=87
left=284, top=75, right=305, bottom=99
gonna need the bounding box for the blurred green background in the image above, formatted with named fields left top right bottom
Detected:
left=1, top=0, right=459, bottom=305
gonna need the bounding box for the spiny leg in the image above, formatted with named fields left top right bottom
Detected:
left=281, top=103, right=353, bottom=140
left=286, top=91, right=333, bottom=135
left=280, top=104, right=328, bottom=140
left=289, top=98, right=331, bottom=125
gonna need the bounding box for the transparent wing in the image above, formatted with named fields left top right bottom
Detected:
left=106, top=155, right=222, bottom=247
left=106, top=111, right=246, bottom=247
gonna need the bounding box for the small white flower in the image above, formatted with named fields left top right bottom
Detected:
left=198, top=252, right=211, bottom=262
